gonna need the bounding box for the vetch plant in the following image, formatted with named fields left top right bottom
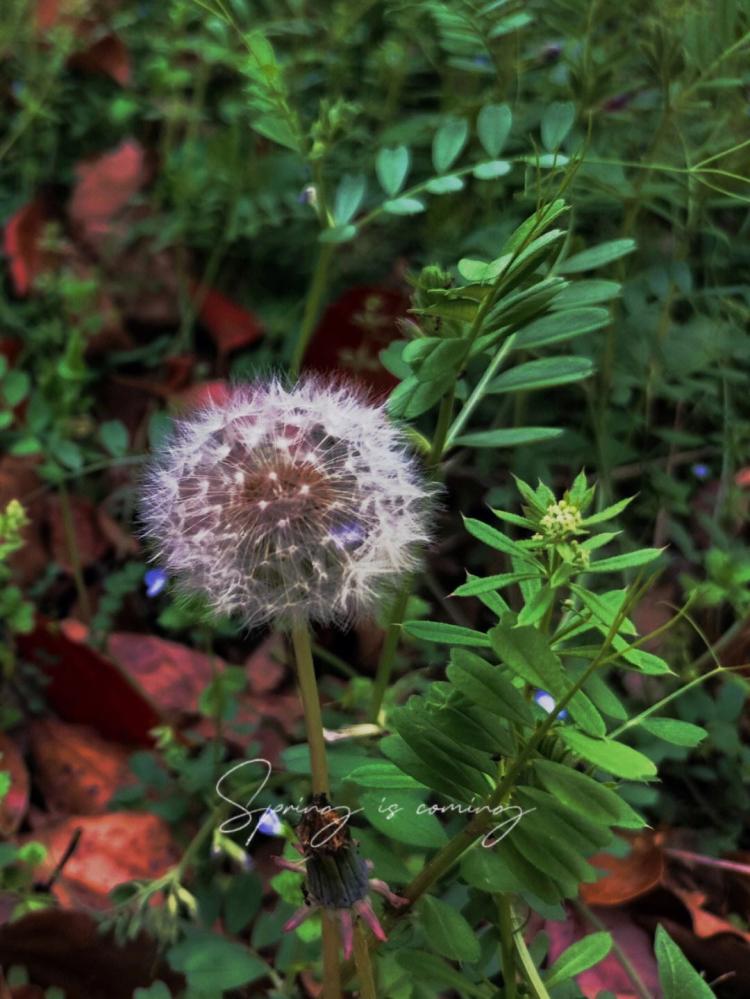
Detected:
left=339, top=472, right=721, bottom=995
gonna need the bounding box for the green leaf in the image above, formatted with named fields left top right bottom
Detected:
left=541, top=101, right=576, bottom=150
left=394, top=950, right=490, bottom=997
left=553, top=280, right=622, bottom=308
left=167, top=932, right=269, bottom=991
left=514, top=307, right=610, bottom=350
left=454, top=427, right=563, bottom=448
left=655, top=924, right=717, bottom=998
left=252, top=115, right=300, bottom=151
left=461, top=847, right=525, bottom=892
left=376, top=146, right=410, bottom=196
left=403, top=620, right=490, bottom=647
left=432, top=117, right=469, bottom=174
left=534, top=758, right=646, bottom=828
left=425, top=175, right=464, bottom=194
left=487, top=357, right=594, bottom=394
left=641, top=718, right=707, bottom=747
left=561, top=729, right=657, bottom=779
left=420, top=895, right=481, bottom=963
left=381, top=735, right=474, bottom=803
left=347, top=762, right=425, bottom=789
left=333, top=173, right=366, bottom=225
left=462, top=517, right=538, bottom=561
left=10, top=436, right=41, bottom=456
left=224, top=872, right=262, bottom=934
left=477, top=103, right=512, bottom=157
left=99, top=419, right=128, bottom=457
left=490, top=623, right=566, bottom=695
left=360, top=791, right=448, bottom=848
left=382, top=197, right=425, bottom=215
left=452, top=572, right=536, bottom=597
left=473, top=160, right=512, bottom=180
left=545, top=931, right=613, bottom=988
left=560, top=239, right=637, bottom=274
left=2, top=370, right=30, bottom=407
left=319, top=223, right=358, bottom=243
left=457, top=256, right=510, bottom=283
left=447, top=649, right=535, bottom=726
left=56, top=439, right=83, bottom=471
left=588, top=548, right=663, bottom=573
left=582, top=496, right=634, bottom=524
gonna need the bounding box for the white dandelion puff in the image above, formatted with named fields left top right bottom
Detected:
left=139, top=377, right=433, bottom=629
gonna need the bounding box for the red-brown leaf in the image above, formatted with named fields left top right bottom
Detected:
left=303, top=285, right=408, bottom=396
left=68, top=140, right=147, bottom=247
left=192, top=283, right=264, bottom=356
left=581, top=833, right=664, bottom=906
left=28, top=812, right=179, bottom=909
left=69, top=33, right=131, bottom=86
left=47, top=494, right=109, bottom=571
left=15, top=621, right=162, bottom=746
left=107, top=632, right=221, bottom=715
left=28, top=719, right=132, bottom=816
left=0, top=909, right=184, bottom=998
left=3, top=197, right=52, bottom=296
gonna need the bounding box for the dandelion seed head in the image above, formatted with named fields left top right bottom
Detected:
left=140, top=377, right=433, bottom=629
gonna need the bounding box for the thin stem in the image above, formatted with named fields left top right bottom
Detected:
left=368, top=388, right=456, bottom=722
left=290, top=622, right=330, bottom=796
left=444, top=334, right=517, bottom=450
left=321, top=911, right=342, bottom=999
left=573, top=901, right=655, bottom=999
left=512, top=914, right=552, bottom=999
left=497, top=894, right=517, bottom=999
left=57, top=482, right=91, bottom=623
left=353, top=920, right=378, bottom=999
left=368, top=580, right=413, bottom=722
left=290, top=242, right=335, bottom=377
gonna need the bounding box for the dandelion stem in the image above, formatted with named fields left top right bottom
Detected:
left=353, top=920, right=377, bottom=999
left=291, top=623, right=341, bottom=995
left=290, top=622, right=330, bottom=796
left=321, top=910, right=342, bottom=999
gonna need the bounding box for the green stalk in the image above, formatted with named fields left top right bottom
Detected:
left=290, top=242, right=336, bottom=377
left=290, top=623, right=340, bottom=996
left=290, top=622, right=330, bottom=796
left=497, top=894, right=517, bottom=999
left=353, top=920, right=378, bottom=999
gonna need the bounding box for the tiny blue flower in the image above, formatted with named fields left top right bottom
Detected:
left=692, top=463, right=710, bottom=480
left=258, top=807, right=283, bottom=836
left=144, top=568, right=168, bottom=598
left=533, top=689, right=568, bottom=720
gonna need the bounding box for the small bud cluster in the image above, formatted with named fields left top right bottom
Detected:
left=538, top=499, right=583, bottom=541
left=140, top=378, right=432, bottom=630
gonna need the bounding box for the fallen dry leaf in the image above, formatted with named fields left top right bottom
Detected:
left=28, top=719, right=132, bottom=816
left=0, top=909, right=183, bottom=998
left=192, top=282, right=264, bottom=357
left=303, top=285, right=408, bottom=397
left=107, top=632, right=221, bottom=715
left=16, top=621, right=161, bottom=745
left=245, top=635, right=287, bottom=694
left=28, top=812, right=179, bottom=910
left=68, top=139, right=147, bottom=250
left=2, top=197, right=52, bottom=296
left=69, top=32, right=131, bottom=86
left=0, top=457, right=47, bottom=586
left=0, top=733, right=29, bottom=836
left=47, top=494, right=109, bottom=571
left=581, top=833, right=665, bottom=906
